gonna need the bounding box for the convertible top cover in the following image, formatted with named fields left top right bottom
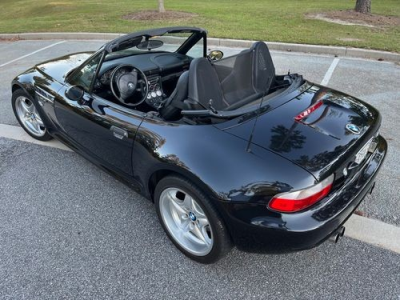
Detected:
left=104, top=27, right=207, bottom=53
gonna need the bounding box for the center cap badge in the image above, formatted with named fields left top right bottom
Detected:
left=188, top=212, right=196, bottom=221
left=346, top=123, right=361, bottom=135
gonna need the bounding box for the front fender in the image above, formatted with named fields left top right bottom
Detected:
left=12, top=67, right=65, bottom=133
left=12, top=68, right=38, bottom=99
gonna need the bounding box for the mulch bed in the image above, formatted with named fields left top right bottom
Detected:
left=0, top=37, right=20, bottom=42
left=123, top=10, right=197, bottom=21
left=308, top=10, right=400, bottom=27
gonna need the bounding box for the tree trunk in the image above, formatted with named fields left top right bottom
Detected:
left=158, top=0, right=165, bottom=13
left=355, top=0, right=371, bottom=13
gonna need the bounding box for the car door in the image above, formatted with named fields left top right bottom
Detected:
left=54, top=88, right=144, bottom=177
left=53, top=52, right=144, bottom=178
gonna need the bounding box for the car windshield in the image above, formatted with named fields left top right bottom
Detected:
left=105, top=32, right=197, bottom=61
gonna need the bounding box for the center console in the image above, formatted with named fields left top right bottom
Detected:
left=146, top=76, right=164, bottom=108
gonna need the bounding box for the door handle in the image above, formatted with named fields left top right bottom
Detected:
left=111, top=126, right=128, bottom=140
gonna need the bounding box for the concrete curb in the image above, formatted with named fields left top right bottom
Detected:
left=346, top=214, right=400, bottom=254
left=0, top=124, right=72, bottom=152
left=210, top=38, right=400, bottom=62
left=1, top=32, right=399, bottom=62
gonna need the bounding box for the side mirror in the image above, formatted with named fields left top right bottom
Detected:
left=207, top=50, right=224, bottom=61
left=66, top=85, right=84, bottom=101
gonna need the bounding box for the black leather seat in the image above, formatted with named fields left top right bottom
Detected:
left=161, top=42, right=275, bottom=120
left=159, top=71, right=189, bottom=120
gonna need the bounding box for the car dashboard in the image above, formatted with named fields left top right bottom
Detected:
left=95, top=51, right=192, bottom=109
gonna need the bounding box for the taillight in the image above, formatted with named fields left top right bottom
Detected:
left=295, top=100, right=323, bottom=121
left=268, top=174, right=334, bottom=213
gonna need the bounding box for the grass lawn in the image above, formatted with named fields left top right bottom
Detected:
left=0, top=0, right=400, bottom=52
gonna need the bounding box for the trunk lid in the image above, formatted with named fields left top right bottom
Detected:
left=220, top=83, right=380, bottom=180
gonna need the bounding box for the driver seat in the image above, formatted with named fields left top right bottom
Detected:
left=159, top=71, right=189, bottom=121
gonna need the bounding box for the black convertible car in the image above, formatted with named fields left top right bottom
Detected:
left=11, top=27, right=387, bottom=263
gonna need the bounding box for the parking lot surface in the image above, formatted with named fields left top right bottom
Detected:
left=0, top=39, right=399, bottom=299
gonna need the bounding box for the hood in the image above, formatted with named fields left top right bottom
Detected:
left=35, top=52, right=94, bottom=83
left=220, top=83, right=380, bottom=179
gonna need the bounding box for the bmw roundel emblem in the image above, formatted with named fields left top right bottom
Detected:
left=346, top=123, right=361, bottom=135
left=188, top=212, right=197, bottom=222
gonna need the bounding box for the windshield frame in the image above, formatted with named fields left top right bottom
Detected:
left=104, top=27, right=207, bottom=54
left=66, top=49, right=106, bottom=94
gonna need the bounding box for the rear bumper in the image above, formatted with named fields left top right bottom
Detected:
left=220, top=135, right=387, bottom=253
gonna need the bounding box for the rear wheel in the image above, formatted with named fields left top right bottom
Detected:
left=12, top=89, right=52, bottom=141
left=155, top=176, right=232, bottom=264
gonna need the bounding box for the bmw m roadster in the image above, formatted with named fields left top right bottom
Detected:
left=11, top=27, right=387, bottom=263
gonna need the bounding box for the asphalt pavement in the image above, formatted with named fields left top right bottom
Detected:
left=0, top=39, right=399, bottom=299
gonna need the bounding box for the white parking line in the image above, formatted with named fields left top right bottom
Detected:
left=1, top=123, right=399, bottom=254
left=0, top=41, right=66, bottom=68
left=0, top=124, right=71, bottom=151
left=320, top=57, right=340, bottom=86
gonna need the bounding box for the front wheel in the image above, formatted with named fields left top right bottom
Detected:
left=155, top=176, right=232, bottom=264
left=12, top=89, right=52, bottom=141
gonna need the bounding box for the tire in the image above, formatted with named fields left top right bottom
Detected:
left=155, top=175, right=232, bottom=264
left=12, top=89, right=53, bottom=141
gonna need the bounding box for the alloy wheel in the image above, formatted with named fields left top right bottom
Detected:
left=15, top=96, right=46, bottom=137
left=159, top=188, right=213, bottom=256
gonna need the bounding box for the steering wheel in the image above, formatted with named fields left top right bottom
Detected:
left=110, top=64, right=148, bottom=107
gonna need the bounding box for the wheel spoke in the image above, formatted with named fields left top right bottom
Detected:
left=24, top=119, right=34, bottom=130
left=31, top=106, right=45, bottom=130
left=168, top=191, right=187, bottom=215
left=32, top=105, right=44, bottom=127
left=35, top=115, right=44, bottom=127
left=197, top=216, right=209, bottom=227
left=192, top=201, right=205, bottom=217
left=20, top=99, right=33, bottom=113
left=190, top=223, right=208, bottom=244
left=182, top=194, right=194, bottom=211
left=31, top=120, right=41, bottom=133
left=180, top=219, right=190, bottom=232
